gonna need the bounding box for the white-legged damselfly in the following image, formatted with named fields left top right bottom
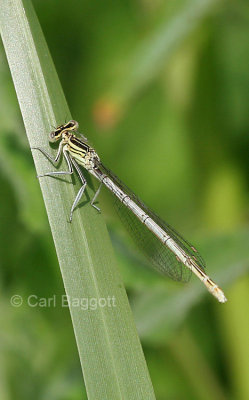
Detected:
left=33, top=120, right=227, bottom=303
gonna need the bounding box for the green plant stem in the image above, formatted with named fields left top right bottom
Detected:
left=0, top=1, right=156, bottom=399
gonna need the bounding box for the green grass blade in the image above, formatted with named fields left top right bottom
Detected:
left=0, top=1, right=156, bottom=399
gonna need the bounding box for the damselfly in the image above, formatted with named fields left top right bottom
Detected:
left=33, top=120, right=227, bottom=303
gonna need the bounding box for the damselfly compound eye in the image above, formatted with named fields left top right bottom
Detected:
left=49, top=131, right=56, bottom=143
left=68, top=120, right=79, bottom=131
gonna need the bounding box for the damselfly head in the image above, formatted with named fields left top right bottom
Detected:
left=49, top=120, right=79, bottom=143
left=57, top=120, right=79, bottom=132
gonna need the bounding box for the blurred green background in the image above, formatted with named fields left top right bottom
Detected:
left=0, top=0, right=249, bottom=399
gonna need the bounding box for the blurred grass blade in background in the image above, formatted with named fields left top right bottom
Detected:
left=0, top=1, right=156, bottom=399
left=103, top=0, right=220, bottom=114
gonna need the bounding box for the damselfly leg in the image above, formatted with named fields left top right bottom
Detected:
left=90, top=182, right=103, bottom=212
left=32, top=145, right=73, bottom=178
left=33, top=146, right=100, bottom=221
left=69, top=158, right=87, bottom=222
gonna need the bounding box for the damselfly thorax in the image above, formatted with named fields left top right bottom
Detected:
left=62, top=132, right=100, bottom=171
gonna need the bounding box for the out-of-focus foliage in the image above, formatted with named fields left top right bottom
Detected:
left=0, top=0, right=248, bottom=399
